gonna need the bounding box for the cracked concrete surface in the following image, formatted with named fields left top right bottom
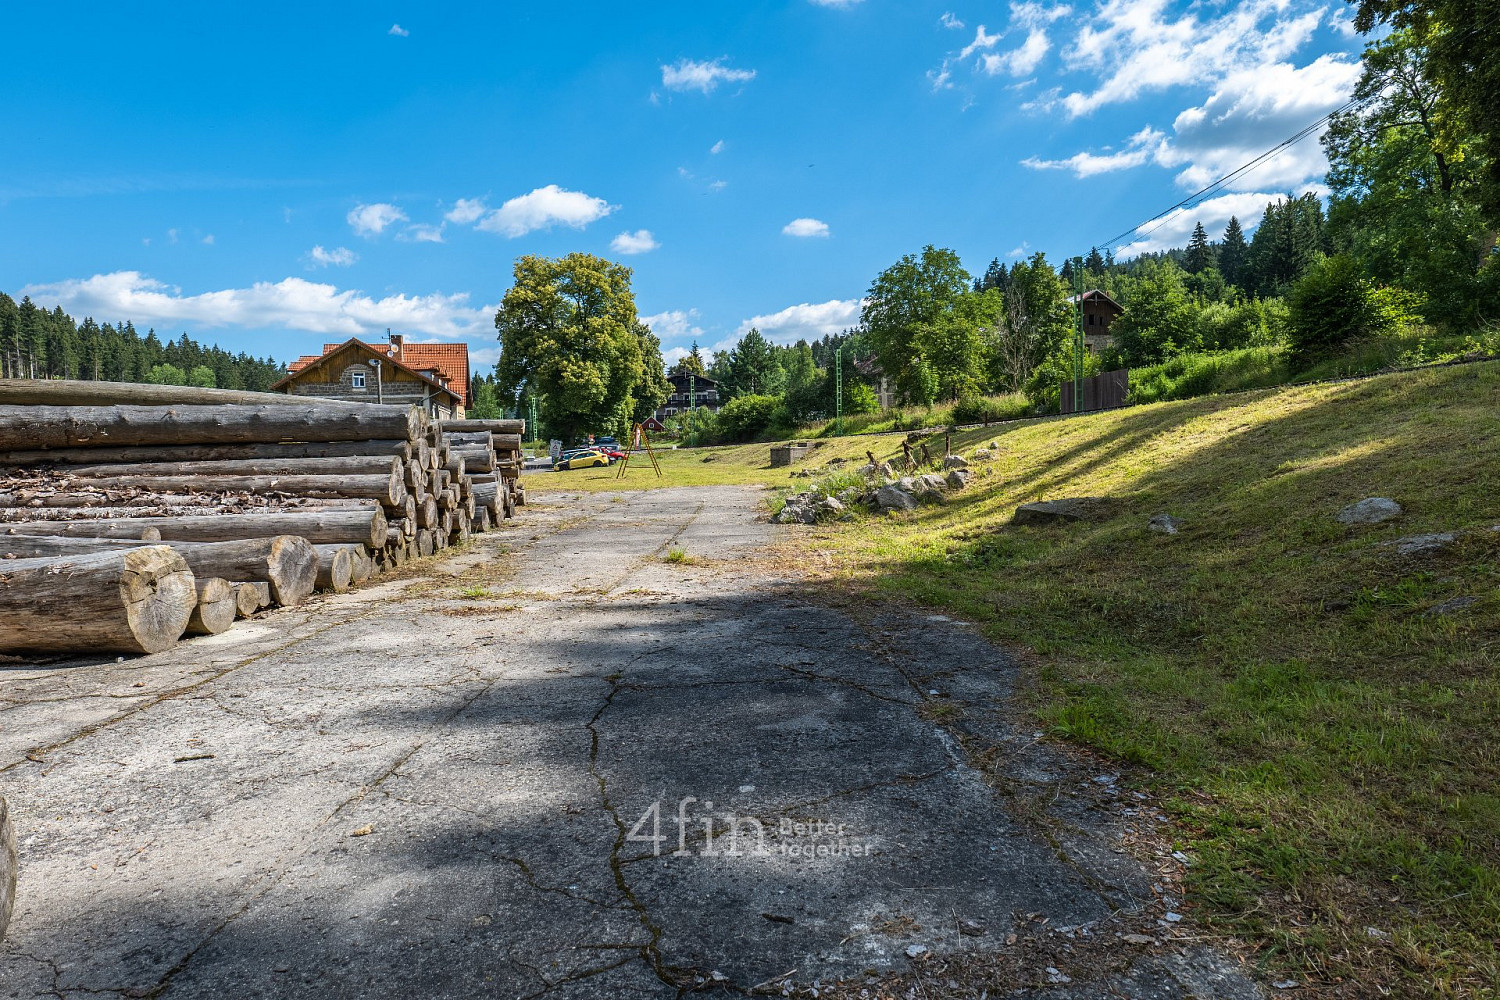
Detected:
left=0, top=486, right=1262, bottom=998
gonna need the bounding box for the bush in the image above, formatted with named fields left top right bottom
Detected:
left=952, top=393, right=1032, bottom=424
left=715, top=394, right=781, bottom=442
left=1023, top=349, right=1102, bottom=414
left=147, top=363, right=187, bottom=386
left=1126, top=347, right=1286, bottom=404
left=844, top=382, right=879, bottom=415
left=1287, top=255, right=1408, bottom=360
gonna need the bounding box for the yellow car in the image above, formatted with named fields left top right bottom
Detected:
left=554, top=450, right=611, bottom=471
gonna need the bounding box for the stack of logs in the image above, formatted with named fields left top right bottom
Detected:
left=0, top=379, right=526, bottom=657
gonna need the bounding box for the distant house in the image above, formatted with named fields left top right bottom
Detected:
left=1069, top=290, right=1125, bottom=354
left=653, top=372, right=722, bottom=423
left=853, top=356, right=898, bottom=410
left=273, top=333, right=467, bottom=418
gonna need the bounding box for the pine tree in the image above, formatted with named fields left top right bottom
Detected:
left=1219, top=217, right=1248, bottom=288
left=1185, top=222, right=1215, bottom=274
left=1084, top=247, right=1106, bottom=274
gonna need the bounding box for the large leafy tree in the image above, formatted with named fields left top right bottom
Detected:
left=494, top=253, right=647, bottom=443
left=630, top=322, right=671, bottom=424
left=860, top=246, right=978, bottom=404
left=1107, top=259, right=1202, bottom=367
left=721, top=327, right=783, bottom=399
left=988, top=253, right=1072, bottom=392
left=1349, top=0, right=1500, bottom=224
left=1323, top=29, right=1492, bottom=328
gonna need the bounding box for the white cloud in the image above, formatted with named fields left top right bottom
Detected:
left=388, top=24, right=409, bottom=37
left=1007, top=241, right=1031, bottom=258
left=167, top=228, right=179, bottom=244
left=1116, top=191, right=1283, bottom=256
left=734, top=299, right=862, bottom=343
left=201, top=234, right=215, bottom=245
left=782, top=217, right=831, bottom=238
left=708, top=179, right=728, bottom=191
left=1023, top=126, right=1170, bottom=177
left=474, top=185, right=616, bottom=237
left=21, top=271, right=494, bottom=339
left=406, top=223, right=446, bottom=243
left=611, top=229, right=660, bottom=255
left=661, top=345, right=692, bottom=369
left=935, top=5, right=1070, bottom=87
left=941, top=12, right=966, bottom=29
left=347, top=202, right=407, bottom=237
left=444, top=197, right=489, bottom=225
left=661, top=58, right=756, bottom=94
left=710, top=139, right=726, bottom=155
left=1060, top=0, right=1325, bottom=117
left=642, top=309, right=705, bottom=343
left=304, top=245, right=359, bottom=268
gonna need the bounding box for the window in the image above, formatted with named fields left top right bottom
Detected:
left=351, top=370, right=367, bottom=388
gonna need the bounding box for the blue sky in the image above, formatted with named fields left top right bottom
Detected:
left=1, top=1, right=1366, bottom=371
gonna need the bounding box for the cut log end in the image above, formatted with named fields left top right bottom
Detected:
left=187, top=578, right=237, bottom=635
left=119, top=547, right=198, bottom=653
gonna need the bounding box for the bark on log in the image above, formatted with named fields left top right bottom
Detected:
left=188, top=578, right=237, bottom=635
left=451, top=447, right=494, bottom=473
left=0, top=795, right=14, bottom=945
left=58, top=455, right=405, bottom=480
left=312, top=545, right=353, bottom=592
left=0, top=377, right=412, bottom=409
left=440, top=418, right=525, bottom=435
left=0, top=439, right=414, bottom=467
left=2, top=508, right=387, bottom=548
left=234, top=581, right=270, bottom=618
left=58, top=472, right=403, bottom=506
left=0, top=546, right=195, bottom=654
left=0, top=535, right=317, bottom=608
left=0, top=403, right=421, bottom=450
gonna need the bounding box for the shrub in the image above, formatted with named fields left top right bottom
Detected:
left=715, top=394, right=781, bottom=442
left=1287, top=255, right=1406, bottom=360
left=844, top=382, right=879, bottom=415
left=952, top=393, right=1032, bottom=424
left=1023, top=348, right=1102, bottom=413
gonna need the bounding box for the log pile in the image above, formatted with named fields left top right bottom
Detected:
left=0, top=379, right=526, bottom=656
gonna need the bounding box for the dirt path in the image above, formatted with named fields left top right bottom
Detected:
left=0, top=487, right=1262, bottom=998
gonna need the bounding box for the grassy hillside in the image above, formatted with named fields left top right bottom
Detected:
left=532, top=363, right=1500, bottom=995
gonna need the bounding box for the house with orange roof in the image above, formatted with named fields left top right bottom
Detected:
left=273, top=332, right=469, bottom=418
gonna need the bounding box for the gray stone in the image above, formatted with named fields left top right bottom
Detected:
left=1381, top=532, right=1457, bottom=556
left=0, top=795, right=13, bottom=944
left=916, top=474, right=948, bottom=495
left=946, top=469, right=973, bottom=490
left=1148, top=513, right=1182, bottom=535
left=1337, top=497, right=1403, bottom=525
left=817, top=497, right=845, bottom=514
left=898, top=476, right=916, bottom=491
left=1013, top=499, right=1095, bottom=525
left=943, top=455, right=969, bottom=470
left=876, top=485, right=919, bottom=512
left=877, top=461, right=896, bottom=479
left=1423, top=596, right=1476, bottom=617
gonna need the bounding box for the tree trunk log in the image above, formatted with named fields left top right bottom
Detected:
left=0, top=404, right=421, bottom=450
left=188, top=578, right=237, bottom=635
left=58, top=455, right=405, bottom=479
left=0, top=377, right=411, bottom=409
left=440, top=418, right=525, bottom=435
left=348, top=546, right=373, bottom=584
left=415, top=529, right=434, bottom=558
left=0, top=546, right=195, bottom=653
left=2, top=508, right=387, bottom=548
left=51, top=472, right=404, bottom=506
left=1, top=439, right=414, bottom=467
left=234, top=581, right=270, bottom=618
left=312, top=544, right=353, bottom=592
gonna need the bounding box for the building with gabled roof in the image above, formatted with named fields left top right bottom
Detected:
left=274, top=333, right=465, bottom=418
left=1068, top=290, right=1124, bottom=354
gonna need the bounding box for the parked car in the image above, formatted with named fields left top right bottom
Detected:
left=554, top=450, right=611, bottom=471
left=595, top=436, right=618, bottom=448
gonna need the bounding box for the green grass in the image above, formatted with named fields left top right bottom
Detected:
left=663, top=546, right=692, bottom=564
left=537, top=360, right=1500, bottom=994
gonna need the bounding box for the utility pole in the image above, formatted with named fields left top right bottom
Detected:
left=834, top=345, right=844, bottom=436
left=528, top=395, right=538, bottom=446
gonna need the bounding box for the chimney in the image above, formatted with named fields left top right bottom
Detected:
left=388, top=330, right=404, bottom=361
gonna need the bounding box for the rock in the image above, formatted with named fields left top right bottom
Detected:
left=946, top=469, right=972, bottom=489
left=943, top=455, right=969, bottom=469
left=1337, top=497, right=1402, bottom=525
left=827, top=457, right=847, bottom=466
left=876, top=485, right=919, bottom=512
left=877, top=461, right=896, bottom=479
left=0, top=795, right=14, bottom=943
left=1424, top=596, right=1476, bottom=617
left=1122, top=933, right=1155, bottom=946
left=1013, top=498, right=1094, bottom=525
left=1046, top=967, right=1072, bottom=984
left=858, top=462, right=876, bottom=476
left=1381, top=532, right=1456, bottom=556
left=916, top=474, right=947, bottom=495
left=818, top=497, right=845, bottom=514
left=1148, top=513, right=1182, bottom=535
left=904, top=944, right=928, bottom=960
left=897, top=476, right=916, bottom=490
left=959, top=919, right=986, bottom=937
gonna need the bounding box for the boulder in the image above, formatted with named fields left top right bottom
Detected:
left=858, top=462, right=877, bottom=476
left=946, top=469, right=973, bottom=489
left=876, top=485, right=919, bottom=512
left=878, top=461, right=896, bottom=479
left=1148, top=513, right=1182, bottom=535
left=1013, top=498, right=1095, bottom=525
left=943, top=455, right=970, bottom=470
left=818, top=496, right=845, bottom=514
left=916, top=474, right=948, bottom=494
left=898, top=476, right=917, bottom=491
left=0, top=795, right=13, bottom=943
left=1380, top=532, right=1456, bottom=556
left=1337, top=497, right=1402, bottom=525
left=1424, top=596, right=1477, bottom=617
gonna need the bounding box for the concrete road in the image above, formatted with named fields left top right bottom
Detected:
left=0, top=487, right=1261, bottom=999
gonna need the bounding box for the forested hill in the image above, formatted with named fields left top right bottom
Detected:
left=0, top=292, right=284, bottom=390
